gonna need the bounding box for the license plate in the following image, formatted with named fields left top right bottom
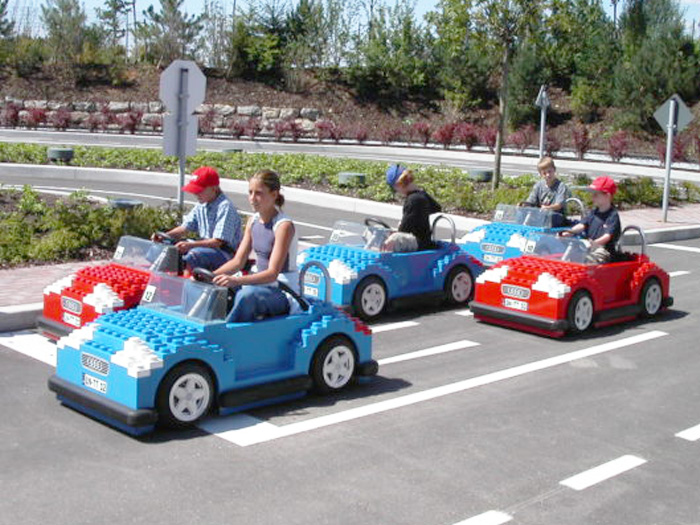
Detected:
left=481, top=243, right=505, bottom=254
left=503, top=298, right=528, bottom=311
left=484, top=254, right=503, bottom=264
left=502, top=284, right=531, bottom=300
left=83, top=373, right=107, bottom=394
left=303, top=285, right=319, bottom=297
left=63, top=312, right=82, bottom=327
left=304, top=273, right=321, bottom=285
left=61, top=296, right=82, bottom=314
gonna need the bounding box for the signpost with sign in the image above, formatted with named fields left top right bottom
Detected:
left=654, top=94, right=693, bottom=222
left=159, top=60, right=207, bottom=211
left=535, top=85, right=550, bottom=159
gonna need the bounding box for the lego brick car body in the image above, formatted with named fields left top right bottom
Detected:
left=297, top=216, right=484, bottom=321
left=48, top=268, right=377, bottom=435
left=470, top=227, right=673, bottom=338
left=38, top=236, right=180, bottom=341
left=458, top=201, right=583, bottom=267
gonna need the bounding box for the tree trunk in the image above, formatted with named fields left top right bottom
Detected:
left=492, top=44, right=511, bottom=191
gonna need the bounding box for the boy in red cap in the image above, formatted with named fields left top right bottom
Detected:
left=561, top=176, right=620, bottom=263
left=154, top=166, right=242, bottom=271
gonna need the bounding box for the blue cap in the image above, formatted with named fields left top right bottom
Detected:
left=385, top=164, right=406, bottom=188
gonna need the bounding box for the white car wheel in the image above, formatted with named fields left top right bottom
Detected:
left=568, top=291, right=594, bottom=333
left=445, top=267, right=473, bottom=305
left=353, top=276, right=387, bottom=321
left=312, top=336, right=357, bottom=394
left=157, top=364, right=214, bottom=428
left=641, top=279, right=663, bottom=317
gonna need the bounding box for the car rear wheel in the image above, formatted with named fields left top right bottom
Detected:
left=567, top=290, right=594, bottom=333
left=311, top=336, right=356, bottom=394
left=640, top=278, right=663, bottom=317
left=352, top=276, right=387, bottom=321
left=156, top=363, right=213, bottom=428
left=444, top=266, right=473, bottom=305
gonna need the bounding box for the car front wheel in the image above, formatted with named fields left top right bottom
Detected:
left=640, top=278, right=663, bottom=317
left=444, top=266, right=473, bottom=305
left=156, top=363, right=214, bottom=428
left=567, top=290, right=594, bottom=334
left=311, top=336, right=357, bottom=394
left=352, top=276, right=387, bottom=321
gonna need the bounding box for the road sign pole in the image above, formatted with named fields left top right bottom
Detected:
left=176, top=68, right=190, bottom=213
left=662, top=98, right=677, bottom=222
left=539, top=105, right=547, bottom=159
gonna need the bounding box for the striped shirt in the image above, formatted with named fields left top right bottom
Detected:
left=182, top=192, right=242, bottom=250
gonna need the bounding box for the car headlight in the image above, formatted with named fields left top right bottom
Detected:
left=532, top=272, right=571, bottom=299
left=328, top=259, right=357, bottom=285
left=476, top=265, right=510, bottom=284
left=111, top=337, right=164, bottom=378
left=84, top=283, right=124, bottom=314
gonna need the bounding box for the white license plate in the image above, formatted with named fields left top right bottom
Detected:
left=63, top=312, right=82, bottom=327
left=83, top=373, right=107, bottom=394
left=303, top=285, right=319, bottom=297
left=503, top=297, right=528, bottom=311
left=61, top=296, right=82, bottom=314
left=484, top=254, right=503, bottom=264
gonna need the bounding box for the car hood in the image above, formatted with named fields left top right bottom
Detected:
left=479, top=256, right=588, bottom=292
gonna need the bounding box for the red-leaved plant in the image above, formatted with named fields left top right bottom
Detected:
left=607, top=130, right=628, bottom=162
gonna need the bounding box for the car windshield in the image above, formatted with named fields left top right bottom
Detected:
left=112, top=235, right=179, bottom=273
left=492, top=204, right=553, bottom=228
left=140, top=273, right=228, bottom=322
left=527, top=233, right=597, bottom=265
left=328, top=220, right=391, bottom=251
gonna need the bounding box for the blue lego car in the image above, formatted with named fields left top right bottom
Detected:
left=48, top=267, right=377, bottom=435
left=458, top=200, right=584, bottom=266
left=297, top=216, right=484, bottom=321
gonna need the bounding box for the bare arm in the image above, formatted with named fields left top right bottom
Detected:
left=213, top=217, right=254, bottom=276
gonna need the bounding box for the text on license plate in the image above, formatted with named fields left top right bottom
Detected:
left=303, top=285, right=319, bottom=297
left=83, top=373, right=107, bottom=394
left=304, top=273, right=321, bottom=285
left=503, top=297, right=528, bottom=311
left=63, top=312, right=82, bottom=327
left=484, top=254, right=503, bottom=264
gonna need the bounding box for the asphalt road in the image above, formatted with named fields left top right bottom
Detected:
left=1, top=230, right=698, bottom=523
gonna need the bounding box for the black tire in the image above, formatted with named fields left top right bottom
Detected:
left=311, top=335, right=357, bottom=394
left=639, top=277, right=663, bottom=318
left=352, top=276, right=387, bottom=322
left=156, top=363, right=214, bottom=429
left=567, top=290, right=594, bottom=334
left=444, top=265, right=474, bottom=305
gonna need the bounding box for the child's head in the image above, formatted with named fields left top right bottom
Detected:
left=588, top=176, right=616, bottom=210
left=249, top=169, right=284, bottom=213
left=385, top=164, right=415, bottom=196
left=537, top=156, right=557, bottom=185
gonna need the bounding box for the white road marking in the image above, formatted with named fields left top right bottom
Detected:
left=675, top=423, right=700, bottom=442
left=560, top=455, right=647, bottom=491
left=378, top=340, right=479, bottom=365
left=651, top=243, right=700, bottom=254
left=205, top=330, right=668, bottom=446
left=299, top=235, right=326, bottom=241
left=372, top=320, right=420, bottom=333
left=454, top=310, right=474, bottom=317
left=669, top=271, right=690, bottom=277
left=0, top=331, right=56, bottom=366
left=453, top=510, right=512, bottom=525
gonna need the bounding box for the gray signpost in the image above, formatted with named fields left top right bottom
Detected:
left=654, top=94, right=692, bottom=222
left=535, top=84, right=550, bottom=159
left=159, top=60, right=207, bottom=212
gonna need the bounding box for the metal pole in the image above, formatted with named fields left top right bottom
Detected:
left=177, top=67, right=189, bottom=215
left=662, top=99, right=677, bottom=222
left=539, top=105, right=546, bottom=158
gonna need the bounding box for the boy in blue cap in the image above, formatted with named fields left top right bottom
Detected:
left=385, top=164, right=442, bottom=251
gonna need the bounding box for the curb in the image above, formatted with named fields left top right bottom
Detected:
left=0, top=303, right=42, bottom=333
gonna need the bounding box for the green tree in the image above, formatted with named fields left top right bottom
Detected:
left=0, top=0, right=14, bottom=38
left=135, top=0, right=203, bottom=66
left=40, top=0, right=87, bottom=63
left=95, top=0, right=128, bottom=50
left=470, top=0, right=543, bottom=189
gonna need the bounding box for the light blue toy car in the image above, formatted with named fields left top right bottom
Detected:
left=297, top=216, right=484, bottom=321
left=458, top=200, right=584, bottom=266
left=48, top=267, right=377, bottom=435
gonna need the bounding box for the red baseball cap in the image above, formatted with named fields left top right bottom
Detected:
left=589, top=176, right=617, bottom=196
left=182, top=166, right=220, bottom=194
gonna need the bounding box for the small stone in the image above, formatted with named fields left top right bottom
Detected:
left=108, top=101, right=130, bottom=113
left=300, top=107, right=320, bottom=120
left=279, top=108, right=299, bottom=120
left=237, top=105, right=262, bottom=117
left=262, top=107, right=280, bottom=119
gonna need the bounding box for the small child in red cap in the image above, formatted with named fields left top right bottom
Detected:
left=560, top=176, right=620, bottom=263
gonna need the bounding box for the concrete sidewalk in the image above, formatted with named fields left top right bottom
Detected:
left=2, top=202, right=699, bottom=333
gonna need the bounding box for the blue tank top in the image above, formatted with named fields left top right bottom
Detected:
left=250, top=212, right=299, bottom=291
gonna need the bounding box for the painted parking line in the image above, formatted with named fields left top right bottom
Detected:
left=202, top=330, right=668, bottom=446
left=378, top=340, right=480, bottom=365
left=559, top=455, right=647, bottom=491
left=372, top=320, right=420, bottom=333
left=669, top=270, right=691, bottom=277
left=0, top=330, right=56, bottom=366
left=454, top=310, right=474, bottom=317
left=651, top=243, right=700, bottom=254
left=452, top=510, right=512, bottom=525
left=675, top=423, right=700, bottom=442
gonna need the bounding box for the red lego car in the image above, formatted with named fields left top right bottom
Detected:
left=37, top=235, right=180, bottom=341
left=470, top=226, right=673, bottom=337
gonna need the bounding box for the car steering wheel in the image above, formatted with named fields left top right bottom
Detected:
left=192, top=267, right=216, bottom=283
left=154, top=231, right=176, bottom=245
left=364, top=217, right=392, bottom=229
